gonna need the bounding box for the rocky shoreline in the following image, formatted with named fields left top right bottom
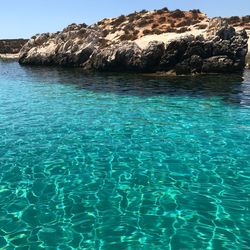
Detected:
left=0, top=39, right=27, bottom=61
left=0, top=39, right=28, bottom=54
left=18, top=8, right=249, bottom=74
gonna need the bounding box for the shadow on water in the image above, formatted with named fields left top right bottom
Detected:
left=2, top=61, right=250, bottom=106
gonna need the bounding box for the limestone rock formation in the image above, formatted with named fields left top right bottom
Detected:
left=19, top=24, right=102, bottom=66
left=19, top=8, right=249, bottom=74
left=223, top=15, right=250, bottom=68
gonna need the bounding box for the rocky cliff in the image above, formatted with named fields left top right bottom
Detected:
left=0, top=39, right=28, bottom=54
left=223, top=15, right=250, bottom=67
left=19, top=8, right=249, bottom=74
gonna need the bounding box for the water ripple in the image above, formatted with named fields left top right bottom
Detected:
left=0, top=62, right=249, bottom=249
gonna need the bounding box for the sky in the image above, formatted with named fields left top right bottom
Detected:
left=0, top=0, right=249, bottom=39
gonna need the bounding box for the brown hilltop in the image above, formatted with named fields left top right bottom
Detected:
left=225, top=15, right=250, bottom=29
left=95, top=8, right=208, bottom=41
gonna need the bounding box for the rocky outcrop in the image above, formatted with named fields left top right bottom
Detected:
left=19, top=24, right=103, bottom=66
left=223, top=15, right=250, bottom=67
left=19, top=8, right=249, bottom=74
left=0, top=39, right=28, bottom=54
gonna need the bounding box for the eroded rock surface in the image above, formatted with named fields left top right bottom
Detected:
left=19, top=8, right=249, bottom=74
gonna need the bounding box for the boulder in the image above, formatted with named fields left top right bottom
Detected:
left=85, top=42, right=142, bottom=72
left=216, top=26, right=236, bottom=40
left=175, top=60, right=191, bottom=75
left=159, top=38, right=189, bottom=71
left=190, top=55, right=203, bottom=73
left=141, top=41, right=165, bottom=72
left=115, top=42, right=142, bottom=71
left=202, top=56, right=235, bottom=73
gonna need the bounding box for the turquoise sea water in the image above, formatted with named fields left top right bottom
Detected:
left=0, top=61, right=249, bottom=249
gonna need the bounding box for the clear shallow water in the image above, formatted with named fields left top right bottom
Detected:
left=0, top=61, right=250, bottom=249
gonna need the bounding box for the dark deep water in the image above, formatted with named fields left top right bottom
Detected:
left=0, top=61, right=250, bottom=249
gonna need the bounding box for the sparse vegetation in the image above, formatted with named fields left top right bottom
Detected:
left=67, top=7, right=241, bottom=44
left=227, top=16, right=241, bottom=24
left=143, top=29, right=151, bottom=35
left=165, top=26, right=175, bottom=32
left=171, top=9, right=185, bottom=18
left=176, top=19, right=192, bottom=27
left=110, top=27, right=119, bottom=34
left=128, top=12, right=141, bottom=22
left=124, top=23, right=134, bottom=31
left=190, top=9, right=201, bottom=20
left=152, top=28, right=162, bottom=35
left=152, top=23, right=159, bottom=29
left=124, top=29, right=130, bottom=35
left=102, top=29, right=109, bottom=37
left=99, top=38, right=109, bottom=48
left=97, top=20, right=105, bottom=26
left=195, top=24, right=208, bottom=29
left=128, top=15, right=136, bottom=22
left=133, top=30, right=140, bottom=36
left=169, top=19, right=176, bottom=27
left=139, top=9, right=147, bottom=14
left=176, top=27, right=191, bottom=33
left=111, top=15, right=127, bottom=26
left=159, top=16, right=167, bottom=24
left=77, top=39, right=84, bottom=45
left=190, top=9, right=201, bottom=14
left=192, top=20, right=201, bottom=25
left=120, top=33, right=137, bottom=41
left=156, top=7, right=169, bottom=15
left=77, top=28, right=86, bottom=36
left=242, top=16, right=250, bottom=23
left=138, top=18, right=152, bottom=27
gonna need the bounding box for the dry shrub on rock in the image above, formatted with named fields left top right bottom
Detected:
left=143, top=29, right=152, bottom=35
left=159, top=16, right=167, bottom=24
left=171, top=9, right=185, bottom=18
left=111, top=15, right=127, bottom=26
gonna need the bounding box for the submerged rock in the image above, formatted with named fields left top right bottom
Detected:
left=18, top=9, right=249, bottom=74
